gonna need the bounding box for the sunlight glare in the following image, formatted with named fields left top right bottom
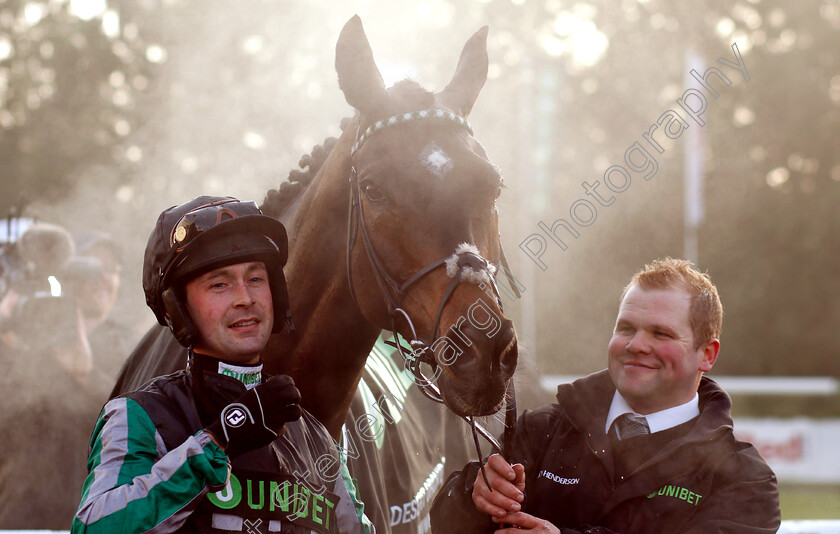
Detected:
left=69, top=0, right=107, bottom=21
left=0, top=37, right=12, bottom=62
left=102, top=9, right=119, bottom=38
left=543, top=12, right=608, bottom=67
left=48, top=276, right=61, bottom=297
left=23, top=3, right=47, bottom=27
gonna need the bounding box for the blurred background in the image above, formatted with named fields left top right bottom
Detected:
left=0, top=0, right=838, bottom=522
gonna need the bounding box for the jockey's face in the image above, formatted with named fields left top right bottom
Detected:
left=185, top=261, right=274, bottom=364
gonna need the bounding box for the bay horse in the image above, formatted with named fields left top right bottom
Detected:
left=111, top=15, right=518, bottom=531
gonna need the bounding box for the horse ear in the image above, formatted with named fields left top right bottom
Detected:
left=335, top=15, right=388, bottom=115
left=438, top=26, right=489, bottom=118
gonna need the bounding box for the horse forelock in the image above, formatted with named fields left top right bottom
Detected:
left=385, top=80, right=436, bottom=110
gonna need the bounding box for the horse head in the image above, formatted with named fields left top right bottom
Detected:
left=334, top=16, right=518, bottom=417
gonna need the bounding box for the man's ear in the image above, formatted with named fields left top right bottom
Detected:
left=698, top=338, right=720, bottom=373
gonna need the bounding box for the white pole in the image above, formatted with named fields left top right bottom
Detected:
left=517, top=54, right=537, bottom=352
left=684, top=50, right=705, bottom=265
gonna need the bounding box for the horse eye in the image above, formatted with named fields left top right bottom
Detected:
left=362, top=181, right=386, bottom=202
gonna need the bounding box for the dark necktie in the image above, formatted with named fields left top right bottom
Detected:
left=614, top=413, right=650, bottom=440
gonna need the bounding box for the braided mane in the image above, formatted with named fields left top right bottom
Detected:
left=260, top=118, right=351, bottom=218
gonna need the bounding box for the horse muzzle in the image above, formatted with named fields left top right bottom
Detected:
left=434, top=317, right=518, bottom=417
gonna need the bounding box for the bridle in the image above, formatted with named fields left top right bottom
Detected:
left=345, top=109, right=520, bottom=470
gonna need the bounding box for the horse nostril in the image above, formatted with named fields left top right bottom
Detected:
left=440, top=321, right=492, bottom=368
left=495, top=321, right=518, bottom=377
left=441, top=319, right=517, bottom=377
left=500, top=342, right=518, bottom=376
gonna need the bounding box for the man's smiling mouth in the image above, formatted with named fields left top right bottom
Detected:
left=625, top=361, right=657, bottom=369
left=230, top=318, right=258, bottom=328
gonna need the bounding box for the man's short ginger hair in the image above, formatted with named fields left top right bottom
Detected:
left=621, top=257, right=723, bottom=349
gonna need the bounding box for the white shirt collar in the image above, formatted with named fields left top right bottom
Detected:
left=605, top=391, right=699, bottom=434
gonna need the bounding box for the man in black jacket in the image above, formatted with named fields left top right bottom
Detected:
left=431, top=258, right=780, bottom=534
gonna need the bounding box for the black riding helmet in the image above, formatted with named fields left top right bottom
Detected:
left=142, top=195, right=291, bottom=347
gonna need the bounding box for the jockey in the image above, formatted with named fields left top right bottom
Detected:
left=73, top=195, right=373, bottom=534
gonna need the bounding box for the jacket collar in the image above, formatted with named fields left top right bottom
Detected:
left=555, top=370, right=735, bottom=464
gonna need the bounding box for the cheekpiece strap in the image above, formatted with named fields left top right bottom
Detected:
left=351, top=109, right=473, bottom=155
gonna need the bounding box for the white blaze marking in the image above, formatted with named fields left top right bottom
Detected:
left=420, top=142, right=453, bottom=179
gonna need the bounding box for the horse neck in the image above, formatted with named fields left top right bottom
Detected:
left=268, top=127, right=381, bottom=437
